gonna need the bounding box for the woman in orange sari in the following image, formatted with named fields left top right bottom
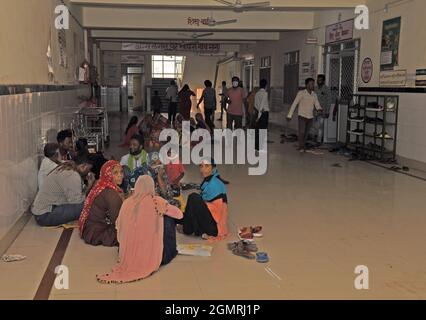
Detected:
left=97, top=175, right=183, bottom=284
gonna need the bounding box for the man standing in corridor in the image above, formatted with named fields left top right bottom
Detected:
left=166, top=80, right=179, bottom=125
left=287, top=78, right=323, bottom=153
left=314, top=74, right=332, bottom=145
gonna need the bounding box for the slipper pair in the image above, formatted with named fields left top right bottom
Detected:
left=228, top=240, right=258, bottom=253
left=230, top=246, right=270, bottom=263
left=228, top=240, right=258, bottom=260
left=238, top=226, right=263, bottom=241
left=231, top=247, right=256, bottom=260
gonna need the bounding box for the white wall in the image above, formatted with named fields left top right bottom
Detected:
left=181, top=54, right=220, bottom=92
left=216, top=58, right=243, bottom=89
left=0, top=0, right=85, bottom=85
left=0, top=1, right=89, bottom=239
left=355, top=0, right=426, bottom=87
left=354, top=0, right=426, bottom=163
left=0, top=87, right=91, bottom=240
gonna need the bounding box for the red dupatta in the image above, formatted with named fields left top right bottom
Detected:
left=78, top=160, right=123, bottom=236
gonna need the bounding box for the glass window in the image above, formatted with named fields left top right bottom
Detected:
left=151, top=55, right=185, bottom=79
left=163, top=56, right=175, bottom=61
left=153, top=61, right=163, bottom=74
left=163, top=61, right=175, bottom=74
left=152, top=55, right=164, bottom=61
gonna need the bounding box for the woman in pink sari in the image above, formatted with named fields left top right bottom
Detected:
left=97, top=175, right=183, bottom=284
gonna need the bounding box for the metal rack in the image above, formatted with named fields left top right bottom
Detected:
left=346, top=94, right=399, bottom=162
left=71, top=107, right=109, bottom=152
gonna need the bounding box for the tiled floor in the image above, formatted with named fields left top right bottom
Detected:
left=1, top=112, right=426, bottom=300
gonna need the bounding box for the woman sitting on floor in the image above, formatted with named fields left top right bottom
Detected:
left=97, top=175, right=183, bottom=284
left=79, top=160, right=124, bottom=247
left=178, top=158, right=228, bottom=241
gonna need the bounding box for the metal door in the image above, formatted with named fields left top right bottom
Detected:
left=324, top=40, right=359, bottom=143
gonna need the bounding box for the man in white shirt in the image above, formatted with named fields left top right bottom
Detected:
left=254, top=79, right=270, bottom=151
left=287, top=78, right=323, bottom=152
left=166, top=80, right=179, bottom=125
left=32, top=156, right=95, bottom=227
left=38, top=143, right=61, bottom=189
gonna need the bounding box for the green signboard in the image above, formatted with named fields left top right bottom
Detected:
left=380, top=17, right=401, bottom=71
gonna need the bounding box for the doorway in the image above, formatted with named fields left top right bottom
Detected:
left=324, top=40, right=359, bottom=143
left=121, top=65, right=145, bottom=113
left=259, top=56, right=271, bottom=95
left=243, top=60, right=254, bottom=93
left=283, top=51, right=299, bottom=104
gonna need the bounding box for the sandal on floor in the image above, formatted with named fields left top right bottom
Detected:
left=232, top=247, right=255, bottom=260
left=242, top=241, right=258, bottom=253
left=250, top=226, right=262, bottom=233
left=227, top=242, right=239, bottom=251
left=238, top=231, right=254, bottom=241
left=240, top=226, right=263, bottom=235
left=256, top=252, right=269, bottom=263
left=251, top=226, right=263, bottom=238
left=228, top=241, right=258, bottom=252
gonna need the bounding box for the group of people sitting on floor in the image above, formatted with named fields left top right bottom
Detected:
left=31, top=123, right=229, bottom=284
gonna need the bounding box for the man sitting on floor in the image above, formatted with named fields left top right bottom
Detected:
left=57, top=129, right=74, bottom=162
left=120, top=134, right=148, bottom=191
left=38, top=143, right=61, bottom=189
left=31, top=156, right=95, bottom=227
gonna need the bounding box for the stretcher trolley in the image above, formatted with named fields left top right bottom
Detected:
left=71, top=107, right=109, bottom=152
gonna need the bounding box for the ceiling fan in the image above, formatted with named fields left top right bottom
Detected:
left=214, top=0, right=271, bottom=12
left=177, top=32, right=215, bottom=39
left=207, top=15, right=238, bottom=27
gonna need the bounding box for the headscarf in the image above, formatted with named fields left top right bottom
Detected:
left=96, top=175, right=171, bottom=284
left=127, top=175, right=167, bottom=218
left=78, top=160, right=123, bottom=236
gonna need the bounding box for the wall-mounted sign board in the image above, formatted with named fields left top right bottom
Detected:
left=325, top=19, right=354, bottom=44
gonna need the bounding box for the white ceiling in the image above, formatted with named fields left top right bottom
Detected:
left=70, top=0, right=362, bottom=45
left=71, top=0, right=366, bottom=10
